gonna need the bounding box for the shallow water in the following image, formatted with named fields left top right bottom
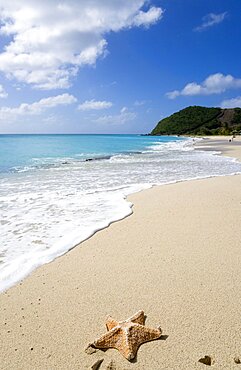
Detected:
left=1, top=134, right=241, bottom=292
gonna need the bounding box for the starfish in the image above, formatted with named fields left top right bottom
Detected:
left=92, top=310, right=162, bottom=361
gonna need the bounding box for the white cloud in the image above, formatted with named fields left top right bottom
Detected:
left=166, top=90, right=180, bottom=99
left=94, top=107, right=136, bottom=125
left=0, top=1, right=163, bottom=90
left=134, top=100, right=146, bottom=106
left=78, top=99, right=112, bottom=111
left=221, top=96, right=241, bottom=109
left=166, top=73, right=241, bottom=99
left=132, top=6, right=163, bottom=27
left=194, top=12, right=227, bottom=31
left=0, top=93, right=77, bottom=121
left=43, top=114, right=58, bottom=124
left=0, top=85, right=8, bottom=98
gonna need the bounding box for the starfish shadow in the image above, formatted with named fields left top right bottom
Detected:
left=159, top=334, right=169, bottom=341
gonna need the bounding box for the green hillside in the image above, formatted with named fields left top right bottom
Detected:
left=151, top=106, right=241, bottom=136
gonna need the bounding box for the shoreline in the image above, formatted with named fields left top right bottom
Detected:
left=0, top=136, right=241, bottom=369
left=194, top=135, right=241, bottom=161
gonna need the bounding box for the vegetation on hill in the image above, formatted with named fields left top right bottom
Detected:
left=151, top=106, right=241, bottom=136
left=232, top=108, right=241, bottom=125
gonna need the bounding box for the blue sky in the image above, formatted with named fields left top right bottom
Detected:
left=0, top=0, right=240, bottom=134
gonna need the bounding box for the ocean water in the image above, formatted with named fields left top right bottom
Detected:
left=1, top=134, right=241, bottom=292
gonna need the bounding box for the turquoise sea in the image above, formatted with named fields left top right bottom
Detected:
left=1, top=134, right=241, bottom=292
left=0, top=134, right=182, bottom=173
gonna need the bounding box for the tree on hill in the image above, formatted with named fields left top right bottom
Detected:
left=151, top=106, right=241, bottom=136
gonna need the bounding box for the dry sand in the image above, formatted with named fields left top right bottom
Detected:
left=0, top=137, right=241, bottom=370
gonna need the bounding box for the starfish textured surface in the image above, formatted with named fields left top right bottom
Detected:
left=92, top=310, right=162, bottom=361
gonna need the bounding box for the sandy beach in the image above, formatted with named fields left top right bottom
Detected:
left=0, top=136, right=241, bottom=370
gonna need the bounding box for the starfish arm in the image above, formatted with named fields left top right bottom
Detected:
left=128, top=310, right=145, bottom=325
left=93, top=327, right=121, bottom=349
left=119, top=324, right=162, bottom=361
left=132, top=324, right=162, bottom=343
left=106, top=316, right=119, bottom=331
left=118, top=341, right=137, bottom=361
